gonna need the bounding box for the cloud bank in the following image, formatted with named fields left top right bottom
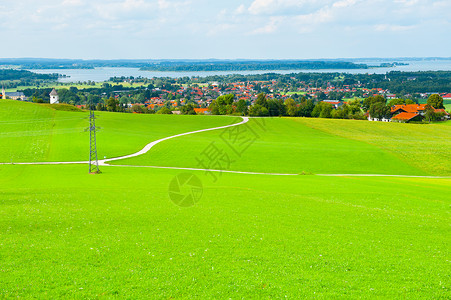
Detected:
left=0, top=0, right=449, bottom=59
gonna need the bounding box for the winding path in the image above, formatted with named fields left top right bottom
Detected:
left=99, top=117, right=250, bottom=165
left=1, top=116, right=450, bottom=179
left=0, top=117, right=297, bottom=176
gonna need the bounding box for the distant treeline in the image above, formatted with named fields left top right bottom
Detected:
left=0, top=69, right=61, bottom=88
left=369, top=71, right=451, bottom=93
left=0, top=69, right=59, bottom=81
left=139, top=61, right=369, bottom=71
left=194, top=71, right=451, bottom=93
left=0, top=58, right=368, bottom=71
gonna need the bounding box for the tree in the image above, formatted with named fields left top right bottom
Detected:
left=298, top=99, right=315, bottom=117
left=362, top=95, right=386, bottom=111
left=57, top=88, right=79, bottom=104
left=424, top=104, right=441, bottom=123
left=180, top=103, right=196, bottom=115
left=32, top=96, right=44, bottom=103
left=88, top=94, right=101, bottom=106
left=316, top=91, right=327, bottom=100
left=267, top=99, right=286, bottom=116
left=156, top=107, right=173, bottom=114
left=387, top=98, right=405, bottom=107
left=131, top=104, right=144, bottom=114
left=387, top=98, right=416, bottom=107
left=369, top=102, right=391, bottom=120
left=119, top=96, right=130, bottom=105
left=311, top=102, right=333, bottom=118
left=96, top=103, right=105, bottom=111
left=285, top=98, right=298, bottom=117
left=427, top=94, right=444, bottom=109
left=255, top=93, right=268, bottom=108
left=106, top=97, right=119, bottom=112
left=209, top=94, right=235, bottom=115
left=347, top=99, right=362, bottom=115
left=319, top=103, right=333, bottom=118
left=235, top=99, right=248, bottom=116
left=248, top=104, right=269, bottom=116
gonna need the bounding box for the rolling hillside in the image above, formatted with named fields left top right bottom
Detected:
left=0, top=100, right=449, bottom=298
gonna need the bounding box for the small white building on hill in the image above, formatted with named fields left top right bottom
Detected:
left=50, top=88, right=59, bottom=104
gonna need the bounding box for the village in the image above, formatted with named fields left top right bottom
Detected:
left=2, top=73, right=450, bottom=123
left=86, top=77, right=451, bottom=122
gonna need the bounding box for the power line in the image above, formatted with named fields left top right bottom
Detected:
left=88, top=101, right=101, bottom=174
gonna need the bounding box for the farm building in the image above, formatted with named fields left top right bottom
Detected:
left=390, top=104, right=449, bottom=122
left=391, top=104, right=428, bottom=116
left=391, top=112, right=423, bottom=123
left=4, top=92, right=27, bottom=101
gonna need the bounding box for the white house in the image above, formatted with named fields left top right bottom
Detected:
left=50, top=88, right=59, bottom=104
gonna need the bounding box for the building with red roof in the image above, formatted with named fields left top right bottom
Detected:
left=391, top=112, right=422, bottom=122
left=194, top=108, right=210, bottom=115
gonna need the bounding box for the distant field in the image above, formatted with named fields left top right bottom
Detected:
left=0, top=164, right=449, bottom=298
left=115, top=117, right=451, bottom=176
left=282, top=91, right=308, bottom=96
left=6, top=81, right=149, bottom=92
left=342, top=97, right=363, bottom=102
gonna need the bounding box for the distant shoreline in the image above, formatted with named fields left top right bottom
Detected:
left=0, top=58, right=412, bottom=72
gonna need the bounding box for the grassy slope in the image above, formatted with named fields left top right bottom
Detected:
left=0, top=101, right=449, bottom=297
left=0, top=164, right=449, bottom=298
left=115, top=118, right=427, bottom=176
left=0, top=100, right=236, bottom=163
left=296, top=118, right=451, bottom=176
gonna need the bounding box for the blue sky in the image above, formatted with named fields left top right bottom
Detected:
left=1, top=0, right=450, bottom=59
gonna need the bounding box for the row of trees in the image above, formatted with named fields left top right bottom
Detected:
left=208, top=93, right=367, bottom=120
left=208, top=93, right=448, bottom=122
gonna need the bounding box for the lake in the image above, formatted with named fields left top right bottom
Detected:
left=30, top=59, right=451, bottom=83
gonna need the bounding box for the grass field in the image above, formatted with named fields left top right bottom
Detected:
left=1, top=164, right=450, bottom=298
left=0, top=100, right=450, bottom=298
left=0, top=100, right=236, bottom=163
left=115, top=117, right=451, bottom=176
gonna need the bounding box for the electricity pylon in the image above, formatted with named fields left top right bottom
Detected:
left=88, top=103, right=101, bottom=174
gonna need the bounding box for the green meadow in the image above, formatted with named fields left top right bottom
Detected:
left=0, top=100, right=234, bottom=163
left=0, top=100, right=450, bottom=298
left=116, top=117, right=451, bottom=176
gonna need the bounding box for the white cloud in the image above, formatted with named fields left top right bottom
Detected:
left=94, top=0, right=154, bottom=21
left=235, top=4, right=246, bottom=14
left=248, top=0, right=319, bottom=15
left=62, top=0, right=84, bottom=6
left=332, top=0, right=357, bottom=8
left=250, top=17, right=281, bottom=34
left=248, top=0, right=275, bottom=15
left=374, top=24, right=417, bottom=32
